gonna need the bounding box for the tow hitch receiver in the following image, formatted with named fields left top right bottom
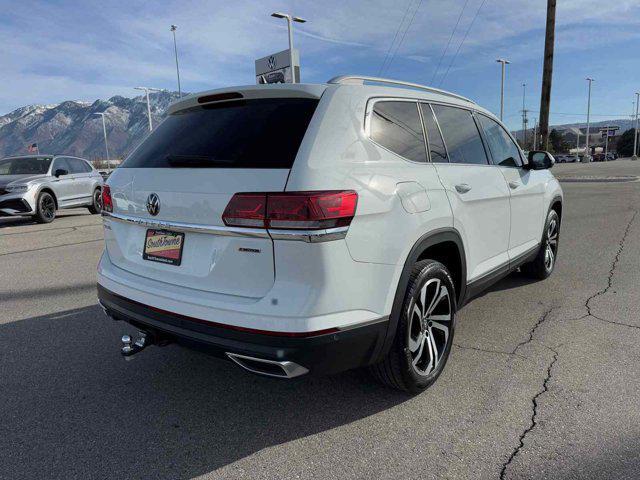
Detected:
left=121, top=332, right=151, bottom=360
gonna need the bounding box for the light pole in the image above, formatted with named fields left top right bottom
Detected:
left=170, top=25, right=182, bottom=96
left=134, top=87, right=164, bottom=131
left=271, top=12, right=306, bottom=83
left=522, top=83, right=527, bottom=146
left=496, top=59, right=510, bottom=121
left=584, top=77, right=594, bottom=162
left=93, top=112, right=111, bottom=171
left=633, top=92, right=639, bottom=160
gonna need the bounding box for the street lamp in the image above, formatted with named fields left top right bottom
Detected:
left=170, top=25, right=182, bottom=96
left=633, top=92, right=639, bottom=160
left=522, top=82, right=527, bottom=146
left=496, top=59, right=510, bottom=121
left=134, top=86, right=164, bottom=131
left=93, top=112, right=111, bottom=171
left=584, top=77, right=594, bottom=162
left=271, top=12, right=306, bottom=83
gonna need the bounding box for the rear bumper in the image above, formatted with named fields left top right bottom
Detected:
left=98, top=285, right=389, bottom=376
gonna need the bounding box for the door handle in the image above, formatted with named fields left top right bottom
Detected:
left=509, top=181, right=520, bottom=189
left=455, top=183, right=472, bottom=194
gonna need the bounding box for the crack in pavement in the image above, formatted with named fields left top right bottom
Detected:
left=453, top=343, right=526, bottom=359
left=511, top=307, right=556, bottom=355
left=499, top=347, right=559, bottom=480
left=0, top=239, right=103, bottom=256
left=576, top=209, right=639, bottom=330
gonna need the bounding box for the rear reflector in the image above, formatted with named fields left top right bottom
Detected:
left=102, top=185, right=113, bottom=213
left=222, top=191, right=358, bottom=230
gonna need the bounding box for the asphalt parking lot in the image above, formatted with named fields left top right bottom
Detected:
left=1, top=160, right=639, bottom=480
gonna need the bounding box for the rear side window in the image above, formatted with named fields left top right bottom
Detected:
left=478, top=115, right=523, bottom=167
left=432, top=105, right=489, bottom=165
left=122, top=98, right=319, bottom=168
left=420, top=103, right=448, bottom=162
left=369, top=101, right=427, bottom=163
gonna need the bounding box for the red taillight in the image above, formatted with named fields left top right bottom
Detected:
left=222, top=191, right=358, bottom=230
left=102, top=185, right=113, bottom=212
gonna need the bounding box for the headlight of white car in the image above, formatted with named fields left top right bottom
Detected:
left=5, top=184, right=30, bottom=193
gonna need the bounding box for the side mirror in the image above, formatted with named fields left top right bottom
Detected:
left=54, top=168, right=68, bottom=177
left=526, top=151, right=555, bottom=170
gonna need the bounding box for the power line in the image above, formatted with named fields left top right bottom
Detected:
left=383, top=0, right=425, bottom=76
left=430, top=0, right=471, bottom=84
left=438, top=0, right=488, bottom=87
left=378, top=1, right=415, bottom=76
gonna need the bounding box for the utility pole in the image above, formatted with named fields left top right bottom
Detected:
left=575, top=129, right=581, bottom=161
left=633, top=92, right=639, bottom=160
left=533, top=119, right=538, bottom=150
left=271, top=12, right=306, bottom=83
left=539, top=0, right=556, bottom=150
left=170, top=25, right=182, bottom=96
left=496, top=59, right=510, bottom=121
left=584, top=77, right=594, bottom=162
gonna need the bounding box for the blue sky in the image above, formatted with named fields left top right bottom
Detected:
left=0, top=0, right=639, bottom=130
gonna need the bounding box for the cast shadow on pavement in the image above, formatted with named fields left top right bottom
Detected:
left=0, top=305, right=409, bottom=479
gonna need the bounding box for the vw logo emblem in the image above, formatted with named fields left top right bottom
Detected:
left=268, top=55, right=276, bottom=70
left=146, top=193, right=160, bottom=216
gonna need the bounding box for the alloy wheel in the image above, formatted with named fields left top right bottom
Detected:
left=407, top=278, right=452, bottom=376
left=544, top=216, right=558, bottom=272
left=40, top=195, right=55, bottom=220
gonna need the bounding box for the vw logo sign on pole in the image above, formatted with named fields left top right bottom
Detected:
left=146, top=193, right=160, bottom=216
left=268, top=55, right=276, bottom=70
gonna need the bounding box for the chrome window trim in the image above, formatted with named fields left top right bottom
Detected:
left=102, top=211, right=348, bottom=242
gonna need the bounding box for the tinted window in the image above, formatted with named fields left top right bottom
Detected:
left=420, top=104, right=448, bottom=162
left=122, top=98, right=318, bottom=169
left=478, top=115, right=522, bottom=167
left=0, top=157, right=52, bottom=175
left=370, top=101, right=427, bottom=163
left=67, top=158, right=88, bottom=174
left=432, top=105, right=489, bottom=165
left=52, top=158, right=71, bottom=174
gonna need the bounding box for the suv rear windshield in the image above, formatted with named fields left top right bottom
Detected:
left=122, top=98, right=319, bottom=169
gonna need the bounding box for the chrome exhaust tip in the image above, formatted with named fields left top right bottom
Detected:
left=226, top=352, right=309, bottom=379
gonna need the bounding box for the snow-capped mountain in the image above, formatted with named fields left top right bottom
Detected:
left=0, top=91, right=182, bottom=159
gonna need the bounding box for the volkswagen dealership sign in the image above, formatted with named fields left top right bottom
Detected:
left=255, top=49, right=300, bottom=84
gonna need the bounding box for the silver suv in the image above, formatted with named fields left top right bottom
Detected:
left=0, top=154, right=104, bottom=223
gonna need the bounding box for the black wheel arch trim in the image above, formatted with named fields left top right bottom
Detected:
left=37, top=187, right=58, bottom=210
left=376, top=228, right=467, bottom=363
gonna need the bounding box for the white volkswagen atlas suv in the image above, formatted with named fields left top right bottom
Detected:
left=97, top=76, right=562, bottom=392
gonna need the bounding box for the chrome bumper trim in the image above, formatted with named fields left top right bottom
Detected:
left=102, top=212, right=269, bottom=238
left=102, top=212, right=348, bottom=242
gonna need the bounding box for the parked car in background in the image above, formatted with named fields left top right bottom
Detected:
left=0, top=154, right=103, bottom=223
left=98, top=76, right=562, bottom=393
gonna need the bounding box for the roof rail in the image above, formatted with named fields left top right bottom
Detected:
left=327, top=75, right=475, bottom=104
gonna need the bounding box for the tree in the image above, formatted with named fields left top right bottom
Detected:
left=616, top=128, right=637, bottom=157
left=548, top=129, right=567, bottom=153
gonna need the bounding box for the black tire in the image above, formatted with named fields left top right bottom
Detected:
left=33, top=191, right=56, bottom=223
left=371, top=260, right=456, bottom=393
left=522, top=209, right=560, bottom=280
left=88, top=188, right=102, bottom=214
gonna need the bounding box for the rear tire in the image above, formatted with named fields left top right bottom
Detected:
left=522, top=209, right=560, bottom=279
left=33, top=192, right=56, bottom=223
left=88, top=188, right=102, bottom=214
left=371, top=260, right=456, bottom=393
